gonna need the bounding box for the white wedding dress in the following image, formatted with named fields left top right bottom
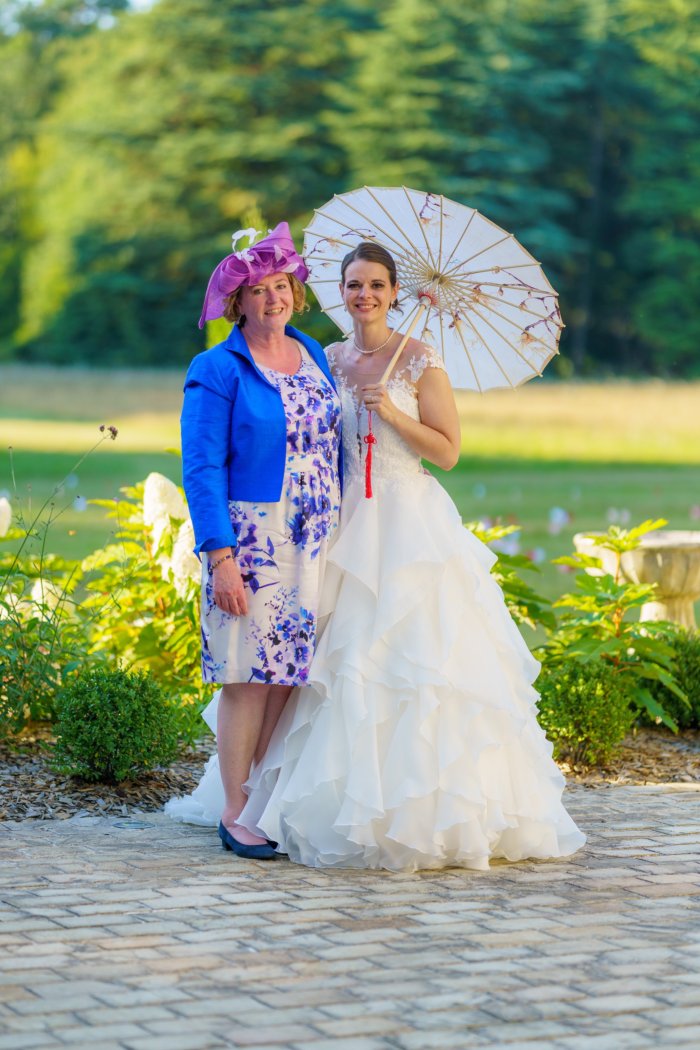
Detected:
left=166, top=346, right=585, bottom=871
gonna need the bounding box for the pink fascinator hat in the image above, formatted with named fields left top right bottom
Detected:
left=198, top=222, right=309, bottom=329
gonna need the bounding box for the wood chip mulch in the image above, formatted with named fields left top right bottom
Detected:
left=560, top=727, right=700, bottom=787
left=1, top=728, right=699, bottom=823
left=0, top=731, right=216, bottom=822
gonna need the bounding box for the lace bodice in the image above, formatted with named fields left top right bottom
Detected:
left=326, top=343, right=447, bottom=482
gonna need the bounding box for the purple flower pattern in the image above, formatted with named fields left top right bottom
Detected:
left=201, top=351, right=341, bottom=685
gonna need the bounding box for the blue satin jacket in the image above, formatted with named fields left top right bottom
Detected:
left=181, top=323, right=341, bottom=554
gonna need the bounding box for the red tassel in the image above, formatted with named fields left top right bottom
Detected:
left=363, top=411, right=377, bottom=499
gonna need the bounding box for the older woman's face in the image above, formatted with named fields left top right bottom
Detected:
left=239, top=273, right=294, bottom=332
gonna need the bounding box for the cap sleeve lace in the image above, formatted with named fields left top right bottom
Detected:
left=405, top=345, right=447, bottom=384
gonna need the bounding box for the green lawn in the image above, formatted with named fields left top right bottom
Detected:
left=1, top=449, right=182, bottom=559
left=2, top=366, right=698, bottom=610
left=433, top=458, right=698, bottom=607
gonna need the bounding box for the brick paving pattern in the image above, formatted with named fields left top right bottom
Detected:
left=1, top=784, right=699, bottom=1049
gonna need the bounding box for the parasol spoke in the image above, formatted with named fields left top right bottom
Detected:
left=468, top=298, right=561, bottom=351
left=437, top=283, right=477, bottom=322
left=441, top=232, right=514, bottom=279
left=453, top=322, right=484, bottom=393
left=458, top=270, right=557, bottom=299
left=438, top=206, right=478, bottom=275
left=438, top=195, right=445, bottom=273
left=462, top=289, right=564, bottom=333
left=431, top=274, right=561, bottom=334
left=448, top=277, right=560, bottom=296
left=420, top=303, right=434, bottom=343
left=459, top=266, right=545, bottom=283
left=436, top=294, right=448, bottom=369
left=465, top=261, right=547, bottom=274
left=327, top=193, right=427, bottom=261
left=303, top=227, right=359, bottom=249
left=469, top=304, right=553, bottom=372
left=460, top=312, right=516, bottom=389
left=305, top=253, right=356, bottom=271
left=362, top=186, right=438, bottom=263
left=399, top=187, right=441, bottom=273
left=305, top=241, right=416, bottom=270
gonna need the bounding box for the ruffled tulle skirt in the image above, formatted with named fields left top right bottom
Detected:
left=166, top=473, right=585, bottom=871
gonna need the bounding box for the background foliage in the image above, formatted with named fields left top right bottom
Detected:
left=2, top=439, right=693, bottom=770
left=1, top=0, right=699, bottom=374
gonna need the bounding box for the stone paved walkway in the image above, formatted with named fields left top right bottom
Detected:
left=1, top=784, right=700, bottom=1050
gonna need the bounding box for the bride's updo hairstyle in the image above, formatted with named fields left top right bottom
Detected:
left=340, top=242, right=400, bottom=310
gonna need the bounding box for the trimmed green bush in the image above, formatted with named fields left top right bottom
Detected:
left=650, top=630, right=700, bottom=730
left=537, top=658, right=636, bottom=766
left=53, top=666, right=179, bottom=783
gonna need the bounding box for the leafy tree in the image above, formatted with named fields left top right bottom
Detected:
left=331, top=0, right=584, bottom=242
left=0, top=0, right=130, bottom=354
left=16, top=0, right=375, bottom=363
left=620, top=0, right=700, bottom=374
left=1, top=0, right=699, bottom=373
left=1, top=0, right=129, bottom=37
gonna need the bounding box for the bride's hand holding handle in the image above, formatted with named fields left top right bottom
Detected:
left=362, top=366, right=461, bottom=472
left=361, top=383, right=396, bottom=423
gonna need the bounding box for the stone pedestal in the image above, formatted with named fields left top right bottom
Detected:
left=573, top=530, right=700, bottom=630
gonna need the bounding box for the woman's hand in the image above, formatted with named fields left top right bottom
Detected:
left=362, top=366, right=460, bottom=471
left=212, top=556, right=248, bottom=616
left=361, top=383, right=396, bottom=423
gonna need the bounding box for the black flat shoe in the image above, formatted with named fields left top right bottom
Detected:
left=218, top=821, right=277, bottom=860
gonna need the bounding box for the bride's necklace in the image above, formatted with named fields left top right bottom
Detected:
left=353, top=329, right=394, bottom=355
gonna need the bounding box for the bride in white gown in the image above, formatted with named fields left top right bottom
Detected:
left=166, top=241, right=585, bottom=871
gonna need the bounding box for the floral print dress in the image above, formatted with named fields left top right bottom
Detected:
left=200, top=344, right=341, bottom=686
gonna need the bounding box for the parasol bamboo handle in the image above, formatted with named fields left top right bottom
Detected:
left=379, top=301, right=429, bottom=386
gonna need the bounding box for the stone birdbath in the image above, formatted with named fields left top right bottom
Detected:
left=573, top=530, right=700, bottom=631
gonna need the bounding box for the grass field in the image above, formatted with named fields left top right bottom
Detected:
left=1, top=365, right=698, bottom=610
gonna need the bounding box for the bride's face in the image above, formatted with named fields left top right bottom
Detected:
left=341, top=260, right=398, bottom=323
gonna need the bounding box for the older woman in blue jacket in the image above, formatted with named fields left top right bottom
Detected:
left=180, top=224, right=341, bottom=860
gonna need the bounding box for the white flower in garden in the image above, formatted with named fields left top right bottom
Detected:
left=143, top=472, right=187, bottom=525
left=170, top=519, right=200, bottom=597
left=0, top=496, right=11, bottom=537
left=31, top=578, right=62, bottom=617
left=143, top=472, right=188, bottom=549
